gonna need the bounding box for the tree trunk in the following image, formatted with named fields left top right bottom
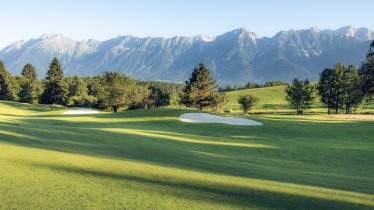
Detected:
left=113, top=106, right=118, bottom=112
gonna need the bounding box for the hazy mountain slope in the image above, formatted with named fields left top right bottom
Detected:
left=0, top=26, right=372, bottom=84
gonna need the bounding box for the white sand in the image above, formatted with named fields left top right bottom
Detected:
left=180, top=113, right=263, bottom=126
left=62, top=108, right=100, bottom=115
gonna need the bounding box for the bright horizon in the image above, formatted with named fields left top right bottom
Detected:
left=1, top=0, right=373, bottom=48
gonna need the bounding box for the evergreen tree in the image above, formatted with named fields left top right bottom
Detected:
left=180, top=63, right=219, bottom=110
left=330, top=63, right=346, bottom=114
left=149, top=86, right=170, bottom=108
left=318, top=68, right=335, bottom=114
left=19, top=64, right=39, bottom=103
left=0, top=60, right=16, bottom=101
left=342, top=64, right=363, bottom=113
left=361, top=40, right=374, bottom=100
left=285, top=79, right=315, bottom=114
left=40, top=58, right=66, bottom=105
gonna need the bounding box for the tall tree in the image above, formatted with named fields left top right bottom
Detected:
left=99, top=72, right=136, bottom=112
left=0, top=60, right=16, bottom=101
left=318, top=68, right=335, bottom=114
left=149, top=86, right=170, bottom=108
left=330, top=63, right=346, bottom=114
left=285, top=79, right=315, bottom=114
left=19, top=64, right=39, bottom=103
left=318, top=63, right=364, bottom=114
left=342, top=64, right=363, bottom=113
left=40, top=58, right=66, bottom=105
left=361, top=40, right=374, bottom=100
left=65, top=76, right=96, bottom=107
left=180, top=63, right=219, bottom=110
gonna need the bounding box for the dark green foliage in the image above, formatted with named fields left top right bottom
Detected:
left=149, top=86, right=170, bottom=108
left=65, top=76, right=97, bottom=107
left=244, top=82, right=261, bottom=89
left=342, top=65, right=363, bottom=113
left=127, top=84, right=151, bottom=110
left=218, top=81, right=284, bottom=92
left=40, top=58, right=66, bottom=105
left=318, top=63, right=363, bottom=114
left=141, top=81, right=184, bottom=105
left=264, top=80, right=288, bottom=87
left=180, top=63, right=219, bottom=110
left=86, top=76, right=106, bottom=106
left=318, top=68, right=335, bottom=114
left=285, top=79, right=315, bottom=114
left=361, top=40, right=374, bottom=100
left=237, top=94, right=259, bottom=114
left=0, top=60, right=16, bottom=101
left=211, top=92, right=229, bottom=112
left=19, top=64, right=40, bottom=104
left=318, top=64, right=346, bottom=114
left=97, top=72, right=137, bottom=112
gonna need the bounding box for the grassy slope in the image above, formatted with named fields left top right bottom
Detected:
left=0, top=101, right=373, bottom=209
left=225, top=86, right=374, bottom=113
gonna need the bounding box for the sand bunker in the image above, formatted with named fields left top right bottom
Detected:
left=180, top=113, right=263, bottom=126
left=62, top=108, right=100, bottom=115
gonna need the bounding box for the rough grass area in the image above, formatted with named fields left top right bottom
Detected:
left=0, top=101, right=373, bottom=209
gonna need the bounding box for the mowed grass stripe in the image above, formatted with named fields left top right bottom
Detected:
left=0, top=101, right=373, bottom=209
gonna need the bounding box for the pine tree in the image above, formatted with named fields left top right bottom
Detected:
left=361, top=40, right=374, bottom=100
left=0, top=60, right=16, bottom=101
left=40, top=58, right=66, bottom=105
left=180, top=63, right=219, bottom=110
left=331, top=63, right=346, bottom=114
left=342, top=64, right=363, bottom=113
left=285, top=79, right=315, bottom=114
left=19, top=64, right=39, bottom=103
left=318, top=68, right=335, bottom=114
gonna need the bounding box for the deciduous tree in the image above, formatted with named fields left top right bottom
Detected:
left=238, top=94, right=259, bottom=114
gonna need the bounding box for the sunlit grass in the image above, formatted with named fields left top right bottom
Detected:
left=0, top=100, right=373, bottom=209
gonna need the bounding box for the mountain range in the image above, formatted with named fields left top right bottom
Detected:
left=0, top=26, right=373, bottom=85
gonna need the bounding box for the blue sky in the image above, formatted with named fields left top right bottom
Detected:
left=0, top=0, right=373, bottom=48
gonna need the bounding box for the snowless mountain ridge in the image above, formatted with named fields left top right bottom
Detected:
left=0, top=26, right=373, bottom=85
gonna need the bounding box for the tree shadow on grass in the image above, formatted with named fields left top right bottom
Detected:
left=0, top=109, right=373, bottom=199
left=26, top=161, right=373, bottom=210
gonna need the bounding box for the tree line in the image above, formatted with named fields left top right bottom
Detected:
left=0, top=58, right=183, bottom=112
left=285, top=40, right=374, bottom=114
left=219, top=80, right=288, bottom=92
left=1, top=40, right=373, bottom=115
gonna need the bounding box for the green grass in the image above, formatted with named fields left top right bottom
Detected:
left=0, top=101, right=373, bottom=209
left=225, top=86, right=374, bottom=114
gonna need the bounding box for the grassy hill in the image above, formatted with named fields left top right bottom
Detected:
left=0, top=101, right=373, bottom=209
left=225, top=85, right=374, bottom=114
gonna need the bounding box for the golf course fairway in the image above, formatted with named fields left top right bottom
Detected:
left=0, top=101, right=373, bottom=209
